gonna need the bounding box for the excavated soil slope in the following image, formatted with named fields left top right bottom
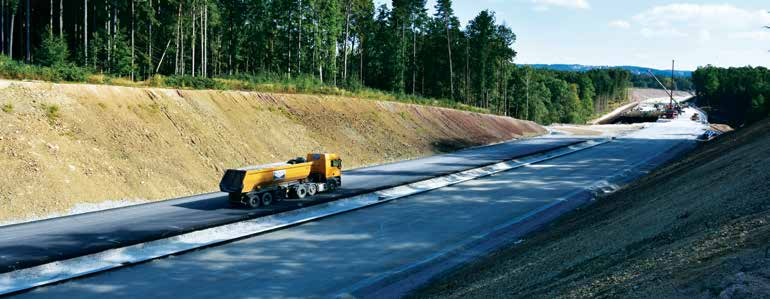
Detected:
left=0, top=80, right=544, bottom=222
left=629, top=88, right=692, bottom=102
left=415, top=118, right=770, bottom=298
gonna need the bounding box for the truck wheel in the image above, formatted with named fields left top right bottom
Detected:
left=245, top=194, right=260, bottom=209
left=261, top=192, right=274, bottom=206
left=327, top=179, right=338, bottom=191
left=295, top=185, right=308, bottom=199
left=307, top=183, right=318, bottom=196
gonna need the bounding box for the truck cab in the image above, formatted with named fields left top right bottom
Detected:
left=307, top=153, right=342, bottom=186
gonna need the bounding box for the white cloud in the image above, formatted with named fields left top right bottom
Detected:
left=631, top=3, right=770, bottom=40
left=531, top=0, right=590, bottom=11
left=633, top=4, right=770, bottom=28
left=609, top=20, right=631, bottom=29
left=730, top=31, right=770, bottom=41
left=640, top=27, right=686, bottom=39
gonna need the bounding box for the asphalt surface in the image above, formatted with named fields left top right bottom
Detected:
left=14, top=117, right=706, bottom=298
left=0, top=138, right=585, bottom=273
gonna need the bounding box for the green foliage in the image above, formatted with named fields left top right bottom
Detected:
left=506, top=66, right=630, bottom=125
left=164, top=75, right=223, bottom=90
left=694, top=66, right=770, bottom=125
left=53, top=64, right=89, bottom=82
left=110, top=31, right=134, bottom=77
left=37, top=29, right=70, bottom=67
left=0, top=55, right=88, bottom=82
left=2, top=103, right=12, bottom=113
left=42, top=104, right=61, bottom=121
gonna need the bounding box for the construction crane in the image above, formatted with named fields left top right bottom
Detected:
left=648, top=60, right=680, bottom=119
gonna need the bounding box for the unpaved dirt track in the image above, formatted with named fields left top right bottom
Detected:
left=11, top=112, right=706, bottom=298
left=0, top=137, right=583, bottom=273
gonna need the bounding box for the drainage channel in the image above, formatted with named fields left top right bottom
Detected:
left=0, top=138, right=610, bottom=296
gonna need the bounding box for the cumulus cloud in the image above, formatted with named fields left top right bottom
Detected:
left=730, top=31, right=770, bottom=41
left=631, top=3, right=770, bottom=42
left=609, top=20, right=631, bottom=29
left=532, top=0, right=590, bottom=11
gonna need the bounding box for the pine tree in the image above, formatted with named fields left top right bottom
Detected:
left=37, top=26, right=69, bottom=67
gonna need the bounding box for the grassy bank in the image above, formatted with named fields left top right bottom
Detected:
left=0, top=56, right=488, bottom=114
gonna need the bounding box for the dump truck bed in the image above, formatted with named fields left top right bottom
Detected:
left=221, top=162, right=313, bottom=193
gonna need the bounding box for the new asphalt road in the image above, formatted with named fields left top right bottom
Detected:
left=0, top=137, right=584, bottom=273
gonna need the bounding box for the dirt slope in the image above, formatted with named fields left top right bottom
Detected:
left=0, top=80, right=544, bottom=222
left=629, top=88, right=692, bottom=103
left=415, top=118, right=770, bottom=298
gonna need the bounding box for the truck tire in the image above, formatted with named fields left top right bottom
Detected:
left=261, top=192, right=274, bottom=206
left=307, top=183, right=318, bottom=196
left=327, top=179, right=338, bottom=191
left=295, top=185, right=308, bottom=199
left=245, top=194, right=260, bottom=209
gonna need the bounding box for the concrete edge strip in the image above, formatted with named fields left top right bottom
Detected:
left=0, top=138, right=610, bottom=295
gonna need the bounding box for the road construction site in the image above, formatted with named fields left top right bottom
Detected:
left=0, top=106, right=711, bottom=298
left=0, top=79, right=543, bottom=223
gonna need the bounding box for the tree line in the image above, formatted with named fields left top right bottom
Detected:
left=502, top=67, right=630, bottom=124
left=0, top=0, right=631, bottom=124
left=693, top=66, right=770, bottom=126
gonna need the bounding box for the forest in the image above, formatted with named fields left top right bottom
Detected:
left=0, top=0, right=631, bottom=124
left=692, top=66, right=770, bottom=126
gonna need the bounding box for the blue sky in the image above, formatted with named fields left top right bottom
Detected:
left=374, top=0, right=770, bottom=70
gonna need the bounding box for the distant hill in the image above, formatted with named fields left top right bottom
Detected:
left=528, top=64, right=693, bottom=78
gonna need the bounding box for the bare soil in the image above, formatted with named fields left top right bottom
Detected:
left=0, top=80, right=544, bottom=222
left=413, top=118, right=770, bottom=298
left=629, top=88, right=692, bottom=103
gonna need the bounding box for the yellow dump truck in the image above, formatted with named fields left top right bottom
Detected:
left=220, top=153, right=342, bottom=208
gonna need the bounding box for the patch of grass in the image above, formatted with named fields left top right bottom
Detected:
left=96, top=102, right=107, bottom=109
left=1, top=103, right=12, bottom=113
left=274, top=106, right=300, bottom=122
left=42, top=104, right=61, bottom=121
left=87, top=74, right=107, bottom=84
left=146, top=103, right=162, bottom=113
left=164, top=75, right=223, bottom=90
